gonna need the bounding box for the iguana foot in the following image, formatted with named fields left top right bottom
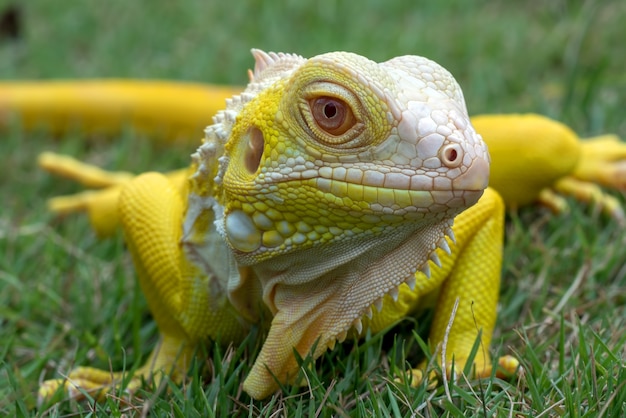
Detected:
left=400, top=354, right=520, bottom=388
left=472, top=114, right=625, bottom=222
left=38, top=152, right=135, bottom=188
left=531, top=134, right=626, bottom=224
left=38, top=366, right=137, bottom=404
left=37, top=152, right=134, bottom=237
left=38, top=336, right=195, bottom=405
left=551, top=177, right=625, bottom=224
left=536, top=134, right=626, bottom=223
left=38, top=152, right=189, bottom=236
left=574, top=134, right=626, bottom=190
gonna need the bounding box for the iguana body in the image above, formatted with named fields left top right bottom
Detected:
left=35, top=50, right=625, bottom=402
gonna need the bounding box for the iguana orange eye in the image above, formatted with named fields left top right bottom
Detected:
left=310, top=97, right=356, bottom=136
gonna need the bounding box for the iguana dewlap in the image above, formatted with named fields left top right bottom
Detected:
left=39, top=50, right=516, bottom=402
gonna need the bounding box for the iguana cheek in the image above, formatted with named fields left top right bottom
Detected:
left=223, top=208, right=295, bottom=254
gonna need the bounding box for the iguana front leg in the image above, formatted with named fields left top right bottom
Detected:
left=365, top=188, right=519, bottom=384
left=39, top=172, right=248, bottom=402
left=424, top=187, right=518, bottom=381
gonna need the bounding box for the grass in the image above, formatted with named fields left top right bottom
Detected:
left=1, top=0, right=625, bottom=416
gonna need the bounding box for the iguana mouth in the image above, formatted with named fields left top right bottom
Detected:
left=311, top=178, right=486, bottom=215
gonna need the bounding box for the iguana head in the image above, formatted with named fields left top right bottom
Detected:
left=193, top=50, right=489, bottom=399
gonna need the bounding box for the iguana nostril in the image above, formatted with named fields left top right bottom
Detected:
left=245, top=127, right=265, bottom=174
left=441, top=143, right=463, bottom=168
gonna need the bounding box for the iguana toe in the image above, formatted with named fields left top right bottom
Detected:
left=38, top=366, right=131, bottom=405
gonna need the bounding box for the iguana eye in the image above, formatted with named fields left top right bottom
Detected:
left=297, top=81, right=367, bottom=148
left=309, top=96, right=356, bottom=136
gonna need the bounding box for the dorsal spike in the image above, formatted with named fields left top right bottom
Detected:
left=251, top=49, right=276, bottom=75
left=248, top=49, right=306, bottom=86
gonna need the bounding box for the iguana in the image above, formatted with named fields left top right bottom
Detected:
left=35, top=50, right=624, bottom=402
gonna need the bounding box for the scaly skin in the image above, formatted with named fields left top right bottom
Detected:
left=38, top=49, right=519, bottom=402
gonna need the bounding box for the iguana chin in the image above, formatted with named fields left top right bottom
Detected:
left=39, top=49, right=518, bottom=401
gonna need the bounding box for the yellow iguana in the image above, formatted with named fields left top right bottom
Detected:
left=32, top=50, right=625, bottom=402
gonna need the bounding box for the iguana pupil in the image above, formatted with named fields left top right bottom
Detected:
left=323, top=101, right=337, bottom=118
left=310, top=96, right=354, bottom=136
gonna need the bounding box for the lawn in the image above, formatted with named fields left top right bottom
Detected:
left=1, top=0, right=625, bottom=416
